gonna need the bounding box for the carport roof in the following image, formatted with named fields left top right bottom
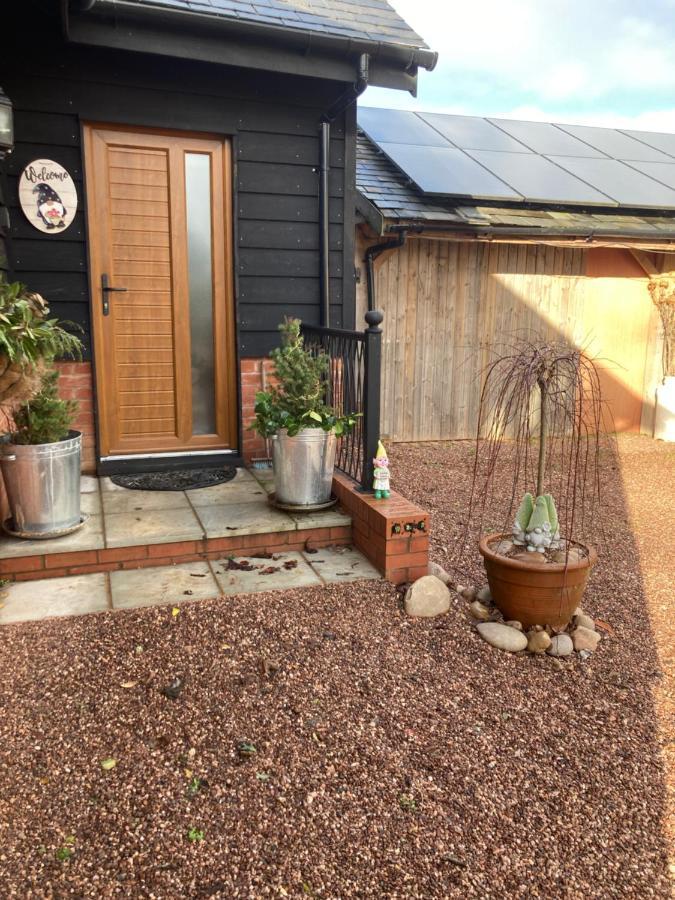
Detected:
left=356, top=128, right=675, bottom=244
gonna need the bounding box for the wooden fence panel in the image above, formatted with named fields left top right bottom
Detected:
left=368, top=238, right=655, bottom=441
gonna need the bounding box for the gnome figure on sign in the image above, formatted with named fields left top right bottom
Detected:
left=372, top=440, right=391, bottom=500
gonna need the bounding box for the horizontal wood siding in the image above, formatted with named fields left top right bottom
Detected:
left=363, top=237, right=656, bottom=441
left=1, top=38, right=356, bottom=359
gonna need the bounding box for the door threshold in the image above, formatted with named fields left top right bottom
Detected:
left=97, top=450, right=244, bottom=476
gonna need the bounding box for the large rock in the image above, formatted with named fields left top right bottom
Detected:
left=476, top=622, right=528, bottom=653
left=527, top=630, right=552, bottom=654
left=469, top=600, right=491, bottom=621
left=571, top=625, right=601, bottom=652
left=404, top=576, right=451, bottom=618
left=428, top=561, right=452, bottom=586
left=547, top=634, right=574, bottom=657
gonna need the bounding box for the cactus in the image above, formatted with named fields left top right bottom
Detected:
left=544, top=493, right=559, bottom=535
left=515, top=493, right=534, bottom=531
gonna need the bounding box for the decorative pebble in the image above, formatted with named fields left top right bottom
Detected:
left=404, top=576, right=451, bottom=618
left=571, top=625, right=601, bottom=652
left=505, top=620, right=523, bottom=631
left=469, top=601, right=491, bottom=622
left=547, top=634, right=574, bottom=657
left=476, top=622, right=528, bottom=653
left=427, top=561, right=452, bottom=586
left=492, top=539, right=514, bottom=555
left=476, top=585, right=492, bottom=604
left=527, top=630, right=552, bottom=654
left=460, top=587, right=477, bottom=601
left=574, top=613, right=596, bottom=631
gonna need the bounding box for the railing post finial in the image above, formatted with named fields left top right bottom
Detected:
left=365, top=309, right=384, bottom=333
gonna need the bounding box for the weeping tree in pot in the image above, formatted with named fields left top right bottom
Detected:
left=648, top=278, right=675, bottom=441
left=252, top=318, right=359, bottom=507
left=469, top=339, right=610, bottom=629
left=0, top=281, right=83, bottom=537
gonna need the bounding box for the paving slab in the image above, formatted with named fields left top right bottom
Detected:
left=0, top=573, right=109, bottom=624
left=80, top=475, right=99, bottom=493
left=303, top=546, right=381, bottom=583
left=101, top=489, right=191, bottom=514
left=188, top=481, right=268, bottom=507
left=110, top=561, right=219, bottom=609
left=290, top=509, right=352, bottom=529
left=0, top=514, right=105, bottom=559
left=80, top=491, right=102, bottom=516
left=212, top=551, right=323, bottom=595
left=195, top=501, right=295, bottom=539
left=104, top=507, right=203, bottom=548
left=249, top=466, right=275, bottom=494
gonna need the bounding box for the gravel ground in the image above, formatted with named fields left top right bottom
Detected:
left=0, top=434, right=672, bottom=898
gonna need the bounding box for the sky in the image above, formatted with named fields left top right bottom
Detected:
left=362, top=0, right=675, bottom=132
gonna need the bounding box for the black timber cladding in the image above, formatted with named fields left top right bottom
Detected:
left=1, top=31, right=357, bottom=360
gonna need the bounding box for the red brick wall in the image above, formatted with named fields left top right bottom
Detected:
left=333, top=472, right=430, bottom=585
left=240, top=357, right=275, bottom=464
left=55, top=362, right=96, bottom=473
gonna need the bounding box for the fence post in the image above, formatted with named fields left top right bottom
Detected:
left=362, top=309, right=383, bottom=490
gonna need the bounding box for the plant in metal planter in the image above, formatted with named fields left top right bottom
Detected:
left=252, top=318, right=359, bottom=507
left=1, top=369, right=83, bottom=538
left=0, top=281, right=81, bottom=411
left=468, top=339, right=610, bottom=629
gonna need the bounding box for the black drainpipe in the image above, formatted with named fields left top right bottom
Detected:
left=365, top=230, right=408, bottom=312
left=319, top=53, right=370, bottom=326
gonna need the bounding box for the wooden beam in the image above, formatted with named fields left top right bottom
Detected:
left=629, top=249, right=660, bottom=276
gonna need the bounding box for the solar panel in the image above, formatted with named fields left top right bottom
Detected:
left=488, top=119, right=607, bottom=157
left=623, top=161, right=675, bottom=191
left=621, top=129, right=675, bottom=159
left=418, top=113, right=529, bottom=152
left=556, top=123, right=673, bottom=162
left=466, top=150, right=615, bottom=205
left=378, top=142, right=522, bottom=199
left=549, top=156, right=675, bottom=207
left=358, top=107, right=448, bottom=147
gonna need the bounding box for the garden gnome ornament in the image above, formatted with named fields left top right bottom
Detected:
left=373, top=440, right=391, bottom=499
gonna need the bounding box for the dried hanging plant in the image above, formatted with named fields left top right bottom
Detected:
left=465, top=338, right=612, bottom=554
left=647, top=278, right=675, bottom=378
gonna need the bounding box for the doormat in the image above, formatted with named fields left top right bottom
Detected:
left=110, top=466, right=237, bottom=492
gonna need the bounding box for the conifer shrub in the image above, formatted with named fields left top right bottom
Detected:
left=12, top=369, right=79, bottom=445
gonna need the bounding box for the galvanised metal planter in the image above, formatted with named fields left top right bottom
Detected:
left=272, top=427, right=337, bottom=507
left=0, top=430, right=82, bottom=537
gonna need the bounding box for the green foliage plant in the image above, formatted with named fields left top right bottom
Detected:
left=0, top=281, right=82, bottom=407
left=252, top=318, right=360, bottom=438
left=12, top=369, right=79, bottom=445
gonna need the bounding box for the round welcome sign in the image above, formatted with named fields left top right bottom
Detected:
left=19, top=159, right=77, bottom=234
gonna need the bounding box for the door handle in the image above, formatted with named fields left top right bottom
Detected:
left=101, top=273, right=127, bottom=316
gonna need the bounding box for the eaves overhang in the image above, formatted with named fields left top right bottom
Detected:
left=64, top=0, right=438, bottom=92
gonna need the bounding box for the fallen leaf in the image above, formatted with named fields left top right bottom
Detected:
left=120, top=681, right=137, bottom=689
left=172, top=607, right=181, bottom=617
left=256, top=771, right=270, bottom=781
left=100, top=758, right=117, bottom=771
left=595, top=619, right=615, bottom=635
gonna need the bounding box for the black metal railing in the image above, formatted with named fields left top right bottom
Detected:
left=302, top=310, right=383, bottom=489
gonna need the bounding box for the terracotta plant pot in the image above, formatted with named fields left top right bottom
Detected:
left=478, top=533, right=597, bottom=629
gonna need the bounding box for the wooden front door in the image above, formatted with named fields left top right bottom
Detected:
left=83, top=125, right=237, bottom=458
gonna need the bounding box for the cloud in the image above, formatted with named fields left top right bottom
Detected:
left=365, top=0, right=675, bottom=130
